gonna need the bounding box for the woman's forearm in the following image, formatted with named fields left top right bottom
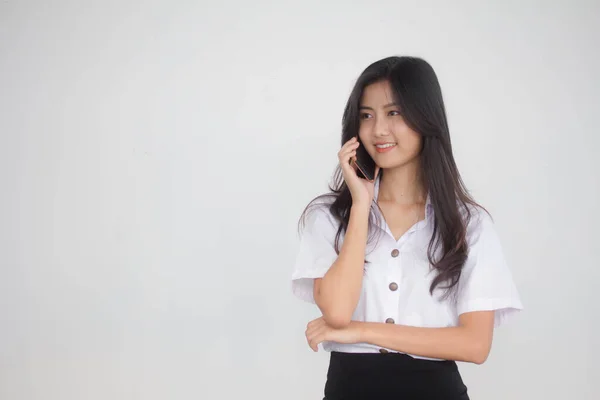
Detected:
left=316, top=204, right=370, bottom=328
left=354, top=317, right=493, bottom=364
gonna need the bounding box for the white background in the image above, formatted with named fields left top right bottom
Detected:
left=1, top=1, right=598, bottom=399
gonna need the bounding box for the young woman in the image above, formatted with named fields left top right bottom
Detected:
left=291, top=56, right=523, bottom=400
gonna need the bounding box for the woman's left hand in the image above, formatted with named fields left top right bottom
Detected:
left=305, top=317, right=363, bottom=352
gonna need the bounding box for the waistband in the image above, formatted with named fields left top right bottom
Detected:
left=324, top=351, right=469, bottom=400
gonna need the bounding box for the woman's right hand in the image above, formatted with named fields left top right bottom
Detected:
left=338, top=137, right=380, bottom=209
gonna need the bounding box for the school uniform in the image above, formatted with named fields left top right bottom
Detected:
left=291, top=175, right=523, bottom=399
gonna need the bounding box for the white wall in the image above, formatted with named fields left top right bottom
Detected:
left=1, top=1, right=598, bottom=399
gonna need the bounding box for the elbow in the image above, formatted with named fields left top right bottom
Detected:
left=468, top=341, right=491, bottom=365
left=314, top=291, right=353, bottom=329
left=471, top=351, right=489, bottom=365
left=321, top=312, right=352, bottom=329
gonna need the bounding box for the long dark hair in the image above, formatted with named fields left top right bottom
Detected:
left=299, top=56, right=485, bottom=299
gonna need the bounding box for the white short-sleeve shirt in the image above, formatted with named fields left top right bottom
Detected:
left=291, top=176, right=524, bottom=359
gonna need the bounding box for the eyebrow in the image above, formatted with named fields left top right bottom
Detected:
left=359, top=102, right=398, bottom=110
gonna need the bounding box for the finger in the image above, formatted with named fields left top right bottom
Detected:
left=306, top=331, right=316, bottom=351
left=309, top=322, right=326, bottom=336
left=308, top=331, right=324, bottom=352
left=338, top=140, right=360, bottom=158
left=339, top=141, right=360, bottom=153
left=306, top=325, right=327, bottom=351
left=311, top=340, right=319, bottom=352
left=339, top=146, right=359, bottom=167
left=340, top=159, right=359, bottom=184
left=305, top=319, right=324, bottom=336
left=306, top=316, right=323, bottom=329
left=341, top=136, right=358, bottom=150
left=347, top=150, right=358, bottom=163
left=350, top=156, right=358, bottom=171
left=339, top=148, right=359, bottom=166
left=341, top=153, right=358, bottom=176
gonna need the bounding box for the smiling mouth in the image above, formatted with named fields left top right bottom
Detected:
left=375, top=143, right=397, bottom=149
left=375, top=143, right=397, bottom=153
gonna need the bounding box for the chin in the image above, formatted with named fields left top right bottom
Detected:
left=377, top=155, right=417, bottom=170
left=374, top=154, right=404, bottom=166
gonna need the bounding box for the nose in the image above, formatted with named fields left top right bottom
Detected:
left=373, top=116, right=391, bottom=137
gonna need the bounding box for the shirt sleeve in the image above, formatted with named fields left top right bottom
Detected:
left=456, top=209, right=524, bottom=328
left=291, top=207, right=340, bottom=304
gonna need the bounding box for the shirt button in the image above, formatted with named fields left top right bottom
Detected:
left=389, top=282, right=398, bottom=291
left=379, top=348, right=389, bottom=354
left=385, top=318, right=395, bottom=324
left=391, top=249, right=399, bottom=257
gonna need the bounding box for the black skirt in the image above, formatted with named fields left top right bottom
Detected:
left=323, top=351, right=470, bottom=400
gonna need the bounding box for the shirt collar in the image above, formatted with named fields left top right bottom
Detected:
left=373, top=173, right=434, bottom=221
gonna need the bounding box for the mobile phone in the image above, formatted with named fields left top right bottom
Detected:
left=351, top=138, right=377, bottom=182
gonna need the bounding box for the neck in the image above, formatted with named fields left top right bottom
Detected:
left=378, top=160, right=426, bottom=205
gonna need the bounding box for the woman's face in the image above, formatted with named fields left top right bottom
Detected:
left=358, top=80, right=422, bottom=170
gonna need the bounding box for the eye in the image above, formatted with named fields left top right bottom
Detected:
left=360, top=113, right=371, bottom=120
left=389, top=110, right=401, bottom=116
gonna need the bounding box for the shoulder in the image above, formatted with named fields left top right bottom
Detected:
left=461, top=203, right=499, bottom=248
left=298, top=194, right=339, bottom=236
